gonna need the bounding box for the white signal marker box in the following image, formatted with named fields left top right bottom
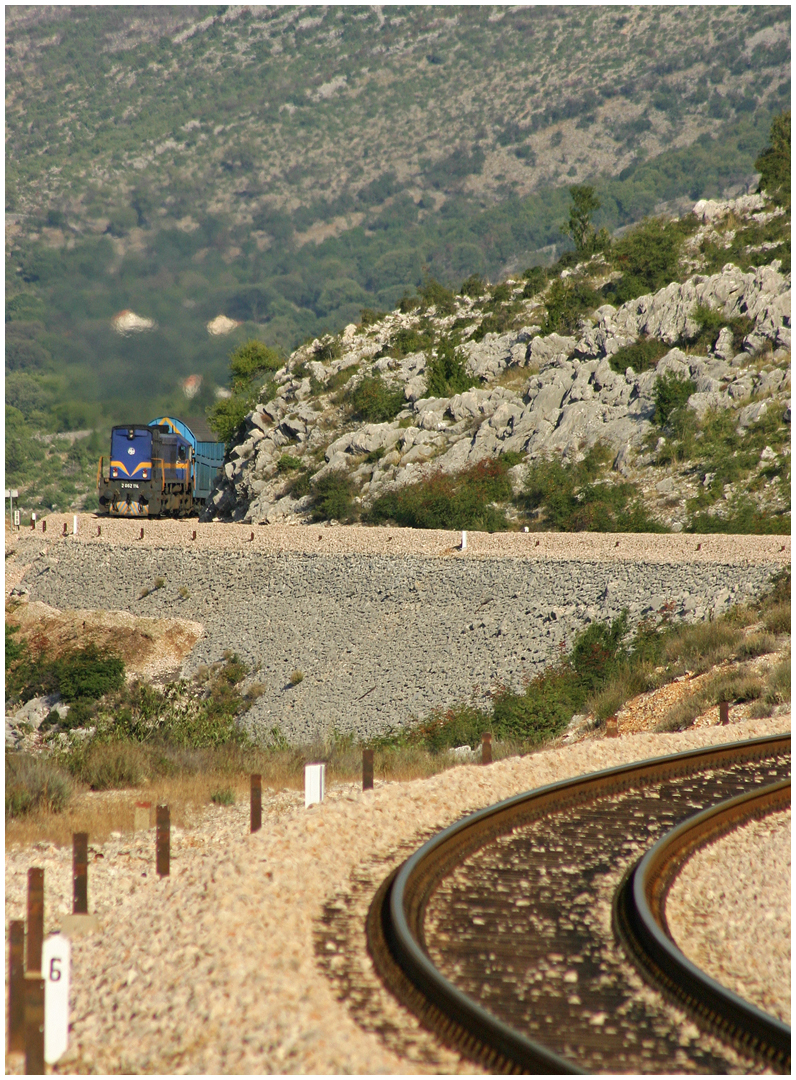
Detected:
left=305, top=762, right=325, bottom=807
left=43, top=932, right=71, bottom=1064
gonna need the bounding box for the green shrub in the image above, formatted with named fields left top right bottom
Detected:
left=489, top=282, right=513, bottom=305
left=417, top=276, right=456, bottom=315
left=406, top=703, right=493, bottom=752
left=56, top=645, right=125, bottom=702
left=210, top=787, right=235, bottom=805
left=310, top=470, right=358, bottom=523
left=397, top=293, right=420, bottom=314
left=6, top=755, right=74, bottom=818
left=471, top=307, right=515, bottom=342
left=389, top=325, right=434, bottom=357
left=755, top=110, right=790, bottom=207
left=208, top=340, right=282, bottom=445
left=687, top=499, right=791, bottom=535
left=607, top=337, right=669, bottom=374
left=763, top=656, right=790, bottom=705
left=520, top=444, right=665, bottom=532
left=289, top=670, right=304, bottom=686
left=542, top=279, right=602, bottom=335
left=277, top=454, right=303, bottom=472
left=653, top=370, right=696, bottom=426
left=313, top=337, right=342, bottom=362
left=359, top=308, right=386, bottom=328
left=460, top=274, right=486, bottom=298
left=522, top=266, right=548, bottom=297
left=5, top=624, right=25, bottom=673
left=425, top=338, right=478, bottom=397
left=327, top=364, right=359, bottom=392
left=489, top=613, right=630, bottom=743
left=8, top=642, right=125, bottom=705
left=367, top=458, right=512, bottom=531
left=229, top=340, right=284, bottom=383
left=349, top=375, right=405, bottom=422
left=607, top=216, right=685, bottom=303
left=287, top=469, right=312, bottom=498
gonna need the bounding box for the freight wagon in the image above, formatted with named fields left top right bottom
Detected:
left=97, top=416, right=225, bottom=517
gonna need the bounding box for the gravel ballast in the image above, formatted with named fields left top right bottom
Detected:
left=4, top=714, right=789, bottom=1075
left=666, top=809, right=791, bottom=1025
left=8, top=519, right=789, bottom=744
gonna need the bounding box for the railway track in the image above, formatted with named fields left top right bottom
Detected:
left=367, top=734, right=791, bottom=1074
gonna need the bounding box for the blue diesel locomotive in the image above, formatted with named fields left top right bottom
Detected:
left=97, top=416, right=225, bottom=517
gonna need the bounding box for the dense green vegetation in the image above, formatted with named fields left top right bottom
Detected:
left=521, top=444, right=666, bottom=533
left=206, top=339, right=283, bottom=445
left=367, top=458, right=515, bottom=531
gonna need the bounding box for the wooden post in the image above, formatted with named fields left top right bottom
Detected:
left=62, top=522, right=68, bottom=537
left=362, top=748, right=374, bottom=791
left=156, top=805, right=170, bottom=877
left=719, top=700, right=729, bottom=725
left=24, top=975, right=45, bottom=1075
left=26, top=869, right=44, bottom=974
left=8, top=920, right=25, bottom=1053
left=250, top=774, right=262, bottom=833
left=605, top=717, right=619, bottom=738
left=73, top=833, right=88, bottom=915
left=481, top=732, right=493, bottom=765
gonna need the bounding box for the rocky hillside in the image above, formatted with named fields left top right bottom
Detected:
left=206, top=193, right=791, bottom=535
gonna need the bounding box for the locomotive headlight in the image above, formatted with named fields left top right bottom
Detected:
left=111, top=468, right=118, bottom=477
left=142, top=470, right=148, bottom=479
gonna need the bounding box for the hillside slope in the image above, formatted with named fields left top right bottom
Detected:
left=207, top=193, right=791, bottom=535
left=4, top=6, right=790, bottom=442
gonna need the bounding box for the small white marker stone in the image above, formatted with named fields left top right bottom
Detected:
left=72, top=515, right=78, bottom=535
left=305, top=762, right=325, bottom=807
left=524, top=526, right=529, bottom=533
left=43, top=933, right=70, bottom=1064
left=461, top=530, right=467, bottom=550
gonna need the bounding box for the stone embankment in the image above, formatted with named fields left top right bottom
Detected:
left=9, top=521, right=789, bottom=745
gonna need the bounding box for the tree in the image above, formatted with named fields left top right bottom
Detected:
left=207, top=340, right=284, bottom=444
left=755, top=111, right=790, bottom=206
left=228, top=340, right=283, bottom=389
left=562, top=185, right=601, bottom=253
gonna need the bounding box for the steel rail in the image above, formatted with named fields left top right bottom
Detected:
left=367, top=733, right=790, bottom=1073
left=614, top=778, right=791, bottom=1071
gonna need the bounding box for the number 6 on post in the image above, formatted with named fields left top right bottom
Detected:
left=43, top=933, right=71, bottom=1064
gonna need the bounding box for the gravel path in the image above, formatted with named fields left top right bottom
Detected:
left=666, top=809, right=791, bottom=1025
left=5, top=714, right=789, bottom=1075
left=7, top=515, right=792, bottom=565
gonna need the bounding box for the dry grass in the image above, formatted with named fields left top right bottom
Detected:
left=4, top=740, right=526, bottom=848
left=4, top=771, right=255, bottom=848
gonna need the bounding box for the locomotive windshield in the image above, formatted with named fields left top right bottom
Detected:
left=110, top=426, right=152, bottom=479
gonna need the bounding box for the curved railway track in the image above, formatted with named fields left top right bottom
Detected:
left=367, top=734, right=791, bottom=1074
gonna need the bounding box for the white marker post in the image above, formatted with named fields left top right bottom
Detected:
left=43, top=933, right=70, bottom=1065
left=461, top=530, right=467, bottom=551
left=304, top=763, right=325, bottom=808
left=72, top=515, right=78, bottom=535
